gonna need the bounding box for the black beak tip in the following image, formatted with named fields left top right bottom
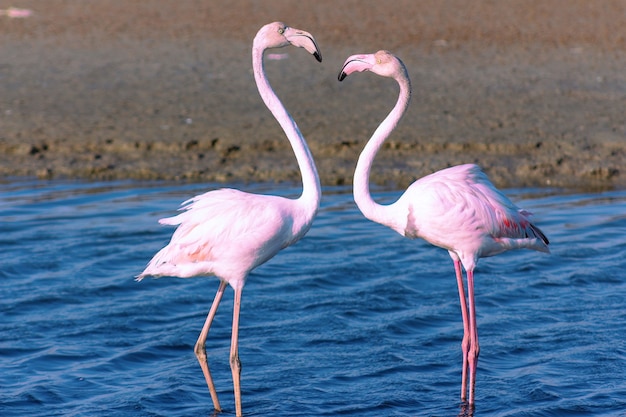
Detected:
left=314, top=52, right=322, bottom=62
left=338, top=71, right=347, bottom=82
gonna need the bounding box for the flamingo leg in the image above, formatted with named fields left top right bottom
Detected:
left=194, top=280, right=228, bottom=413
left=466, top=269, right=480, bottom=405
left=230, top=286, right=244, bottom=417
left=454, top=260, right=471, bottom=402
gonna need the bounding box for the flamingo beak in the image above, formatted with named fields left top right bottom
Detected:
left=338, top=54, right=376, bottom=81
left=285, top=27, right=322, bottom=62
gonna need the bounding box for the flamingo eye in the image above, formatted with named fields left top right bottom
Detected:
left=278, top=27, right=285, bottom=35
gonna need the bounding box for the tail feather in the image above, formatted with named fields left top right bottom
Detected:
left=518, top=208, right=549, bottom=246
left=530, top=223, right=549, bottom=245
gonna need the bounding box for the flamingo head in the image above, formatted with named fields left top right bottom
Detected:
left=256, top=22, right=322, bottom=62
left=338, top=50, right=404, bottom=81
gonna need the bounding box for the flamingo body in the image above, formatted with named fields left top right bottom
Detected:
left=339, top=50, right=549, bottom=406
left=395, top=163, right=549, bottom=270
left=138, top=22, right=322, bottom=417
left=140, top=189, right=310, bottom=287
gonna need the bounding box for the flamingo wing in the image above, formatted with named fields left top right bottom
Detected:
left=401, top=164, right=549, bottom=256
left=140, top=188, right=296, bottom=279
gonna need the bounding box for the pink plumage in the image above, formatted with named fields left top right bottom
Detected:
left=339, top=50, right=549, bottom=406
left=138, top=22, right=322, bottom=417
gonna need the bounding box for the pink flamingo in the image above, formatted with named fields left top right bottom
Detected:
left=137, top=22, right=322, bottom=416
left=338, top=50, right=550, bottom=405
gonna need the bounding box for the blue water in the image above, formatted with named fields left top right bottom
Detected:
left=1, top=179, right=625, bottom=417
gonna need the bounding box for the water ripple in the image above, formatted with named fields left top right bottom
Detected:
left=1, top=180, right=625, bottom=416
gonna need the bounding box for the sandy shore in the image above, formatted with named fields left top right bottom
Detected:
left=2, top=0, right=625, bottom=190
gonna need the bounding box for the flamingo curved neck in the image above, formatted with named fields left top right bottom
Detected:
left=251, top=43, right=321, bottom=213
left=353, top=69, right=411, bottom=227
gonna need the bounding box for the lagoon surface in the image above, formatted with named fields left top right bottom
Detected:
left=1, top=180, right=625, bottom=416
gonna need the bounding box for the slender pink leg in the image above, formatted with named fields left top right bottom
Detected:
left=454, top=260, right=471, bottom=402
left=466, top=269, right=480, bottom=405
left=230, top=286, right=244, bottom=417
left=194, top=280, right=228, bottom=413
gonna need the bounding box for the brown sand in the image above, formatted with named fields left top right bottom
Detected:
left=2, top=0, right=625, bottom=190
